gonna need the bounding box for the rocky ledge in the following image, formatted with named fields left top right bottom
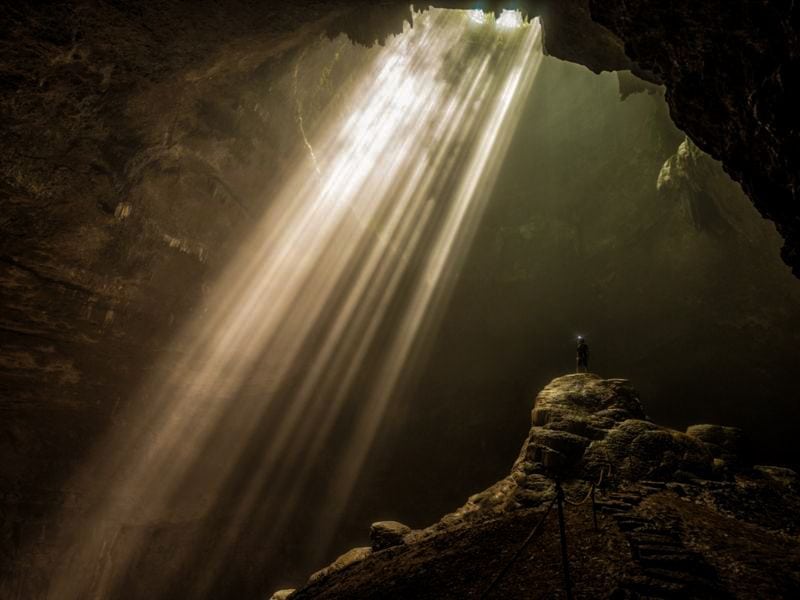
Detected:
left=273, top=374, right=800, bottom=599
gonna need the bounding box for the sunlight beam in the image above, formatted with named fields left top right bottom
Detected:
left=46, top=10, right=545, bottom=598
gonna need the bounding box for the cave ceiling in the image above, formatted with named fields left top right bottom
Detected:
left=2, top=0, right=797, bottom=280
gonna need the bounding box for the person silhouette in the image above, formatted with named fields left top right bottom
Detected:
left=576, top=336, right=589, bottom=373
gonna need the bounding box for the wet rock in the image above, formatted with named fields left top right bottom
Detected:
left=269, top=589, right=295, bottom=600
left=370, top=521, right=411, bottom=551
left=527, top=429, right=589, bottom=465
left=526, top=374, right=717, bottom=483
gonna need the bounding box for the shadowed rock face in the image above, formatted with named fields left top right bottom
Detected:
left=428, top=374, right=716, bottom=525
left=284, top=375, right=800, bottom=600
left=435, top=1, right=800, bottom=276
left=588, top=0, right=800, bottom=276
left=1, top=2, right=799, bottom=597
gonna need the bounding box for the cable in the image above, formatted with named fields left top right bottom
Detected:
left=479, top=495, right=557, bottom=600
left=564, top=466, right=606, bottom=507
left=479, top=463, right=613, bottom=598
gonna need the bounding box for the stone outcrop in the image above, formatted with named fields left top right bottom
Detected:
left=283, top=374, right=800, bottom=599
left=686, top=424, right=747, bottom=465
left=430, top=374, right=719, bottom=526
left=436, top=0, right=800, bottom=276
left=307, top=546, right=372, bottom=585
left=369, top=521, right=411, bottom=551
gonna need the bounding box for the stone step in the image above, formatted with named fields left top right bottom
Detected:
left=626, top=527, right=681, bottom=538
left=642, top=567, right=726, bottom=592
left=630, top=532, right=682, bottom=545
left=637, top=485, right=666, bottom=493
left=617, top=519, right=650, bottom=532
left=598, top=499, right=636, bottom=508
left=640, top=480, right=668, bottom=489
left=621, top=575, right=689, bottom=598
left=610, top=493, right=644, bottom=503
left=631, top=542, right=687, bottom=554
left=598, top=503, right=633, bottom=514
left=636, top=548, right=695, bottom=561
left=612, top=513, right=650, bottom=522
left=639, top=554, right=717, bottom=576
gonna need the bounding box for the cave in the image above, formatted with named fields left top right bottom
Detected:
left=1, top=2, right=799, bottom=599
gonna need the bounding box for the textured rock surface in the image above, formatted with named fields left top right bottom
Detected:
left=308, top=546, right=372, bottom=585
left=284, top=375, right=800, bottom=599
left=0, top=4, right=408, bottom=596
left=589, top=0, right=800, bottom=276
left=370, top=521, right=412, bottom=551
left=686, top=424, right=748, bottom=464
left=438, top=0, right=800, bottom=275
left=434, top=374, right=719, bottom=525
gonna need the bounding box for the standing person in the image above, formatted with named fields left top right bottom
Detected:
left=576, top=336, right=589, bottom=373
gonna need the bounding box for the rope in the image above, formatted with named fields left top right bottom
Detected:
left=479, top=463, right=613, bottom=598
left=564, top=466, right=606, bottom=507
left=479, top=495, right=557, bottom=600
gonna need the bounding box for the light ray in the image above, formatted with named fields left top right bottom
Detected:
left=46, top=9, right=545, bottom=598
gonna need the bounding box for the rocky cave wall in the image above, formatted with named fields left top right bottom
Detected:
left=1, top=1, right=798, bottom=599
left=1, top=2, right=407, bottom=597
left=435, top=1, right=800, bottom=276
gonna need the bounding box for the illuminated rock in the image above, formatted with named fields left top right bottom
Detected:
left=686, top=424, right=747, bottom=462
left=308, top=546, right=372, bottom=585
left=288, top=373, right=800, bottom=599
left=369, top=521, right=412, bottom=551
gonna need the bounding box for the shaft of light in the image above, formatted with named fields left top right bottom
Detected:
left=47, top=10, right=545, bottom=599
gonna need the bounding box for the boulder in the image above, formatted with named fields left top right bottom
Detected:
left=308, top=547, right=371, bottom=584
left=269, top=590, right=295, bottom=600
left=370, top=520, right=411, bottom=551
left=686, top=424, right=747, bottom=462
left=754, top=465, right=799, bottom=489
left=586, top=419, right=714, bottom=481
left=374, top=375, right=750, bottom=537
left=526, top=429, right=589, bottom=465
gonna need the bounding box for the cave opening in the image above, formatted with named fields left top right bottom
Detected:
left=2, top=3, right=799, bottom=599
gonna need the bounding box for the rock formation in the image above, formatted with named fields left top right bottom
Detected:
left=279, top=374, right=800, bottom=599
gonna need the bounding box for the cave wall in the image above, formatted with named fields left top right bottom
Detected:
left=0, top=2, right=404, bottom=597
left=437, top=0, right=800, bottom=276
left=588, top=0, right=800, bottom=276
left=1, top=1, right=798, bottom=598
